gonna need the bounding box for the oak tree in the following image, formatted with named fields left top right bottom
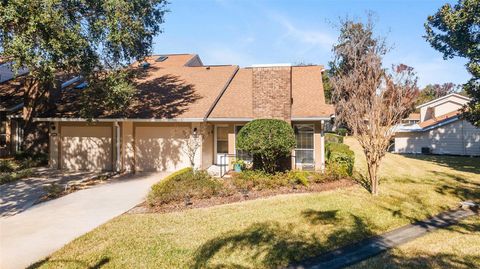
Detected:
left=0, top=0, right=168, bottom=151
left=425, top=0, right=480, bottom=126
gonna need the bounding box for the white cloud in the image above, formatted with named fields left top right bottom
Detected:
left=269, top=13, right=335, bottom=50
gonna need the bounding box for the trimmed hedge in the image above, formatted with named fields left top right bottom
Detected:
left=325, top=133, right=344, bottom=144
left=148, top=168, right=227, bottom=206
left=236, top=119, right=296, bottom=173
left=326, top=142, right=355, bottom=177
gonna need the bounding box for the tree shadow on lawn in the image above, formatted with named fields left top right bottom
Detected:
left=349, top=170, right=478, bottom=224
left=191, top=210, right=374, bottom=269
left=27, top=257, right=110, bottom=269
left=401, top=154, right=480, bottom=174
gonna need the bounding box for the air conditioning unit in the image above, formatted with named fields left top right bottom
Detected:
left=421, top=147, right=431, bottom=154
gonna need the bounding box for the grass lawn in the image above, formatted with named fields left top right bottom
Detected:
left=31, top=137, right=480, bottom=269
left=349, top=216, right=480, bottom=269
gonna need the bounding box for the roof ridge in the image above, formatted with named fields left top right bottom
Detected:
left=204, top=66, right=240, bottom=120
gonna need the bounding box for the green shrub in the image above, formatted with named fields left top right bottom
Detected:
left=308, top=171, right=330, bottom=183
left=148, top=168, right=226, bottom=206
left=325, top=133, right=344, bottom=144
left=0, top=168, right=33, bottom=184
left=325, top=142, right=355, bottom=177
left=287, top=170, right=310, bottom=186
left=14, top=151, right=48, bottom=169
left=232, top=170, right=290, bottom=191
left=336, top=128, right=348, bottom=136
left=0, top=159, right=16, bottom=173
left=236, top=119, right=296, bottom=173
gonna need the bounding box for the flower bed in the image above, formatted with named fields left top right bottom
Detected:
left=140, top=168, right=355, bottom=214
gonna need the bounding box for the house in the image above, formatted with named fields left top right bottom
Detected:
left=400, top=112, right=420, bottom=125
left=394, top=93, right=480, bottom=156
left=0, top=62, right=29, bottom=157
left=34, top=53, right=334, bottom=173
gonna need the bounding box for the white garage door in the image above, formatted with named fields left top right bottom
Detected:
left=135, top=126, right=191, bottom=171
left=61, top=126, right=112, bottom=171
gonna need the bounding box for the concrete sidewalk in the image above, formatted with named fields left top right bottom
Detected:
left=0, top=172, right=167, bottom=269
left=290, top=208, right=477, bottom=269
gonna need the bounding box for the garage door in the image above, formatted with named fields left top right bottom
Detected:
left=135, top=126, right=190, bottom=171
left=61, top=126, right=112, bottom=171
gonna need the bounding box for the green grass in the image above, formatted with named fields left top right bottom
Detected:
left=30, top=137, right=480, bottom=269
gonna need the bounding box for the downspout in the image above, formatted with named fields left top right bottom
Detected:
left=320, top=120, right=325, bottom=172
left=462, top=120, right=466, bottom=155
left=114, top=121, right=121, bottom=172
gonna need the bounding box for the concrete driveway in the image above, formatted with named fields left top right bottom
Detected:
left=0, top=172, right=167, bottom=269
left=0, top=168, right=100, bottom=217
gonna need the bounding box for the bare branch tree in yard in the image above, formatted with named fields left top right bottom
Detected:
left=330, top=18, right=419, bottom=195
left=178, top=125, right=209, bottom=169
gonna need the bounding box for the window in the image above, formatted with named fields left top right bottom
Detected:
left=155, top=56, right=168, bottom=62
left=235, top=125, right=252, bottom=161
left=294, top=124, right=314, bottom=165
left=216, top=126, right=229, bottom=154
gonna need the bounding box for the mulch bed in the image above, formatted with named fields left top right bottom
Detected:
left=128, top=179, right=356, bottom=214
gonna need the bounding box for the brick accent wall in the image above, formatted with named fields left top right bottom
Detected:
left=252, top=66, right=292, bottom=121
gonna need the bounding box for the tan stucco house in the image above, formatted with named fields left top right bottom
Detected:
left=34, top=54, right=334, bottom=173
left=394, top=93, right=480, bottom=156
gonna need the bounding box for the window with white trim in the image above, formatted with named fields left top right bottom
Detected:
left=294, top=124, right=314, bottom=165
left=235, top=125, right=252, bottom=161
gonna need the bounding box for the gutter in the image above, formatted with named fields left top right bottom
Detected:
left=395, top=116, right=460, bottom=133
left=203, top=66, right=240, bottom=121
left=206, top=117, right=253, bottom=122
left=291, top=116, right=332, bottom=121
left=33, top=117, right=205, bottom=123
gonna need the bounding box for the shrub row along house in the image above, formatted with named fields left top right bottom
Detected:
left=394, top=93, right=480, bottom=156
left=31, top=54, right=334, bottom=173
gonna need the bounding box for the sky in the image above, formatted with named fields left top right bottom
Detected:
left=152, top=0, right=470, bottom=88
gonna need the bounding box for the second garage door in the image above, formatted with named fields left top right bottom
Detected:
left=135, top=126, right=191, bottom=171
left=61, top=125, right=113, bottom=171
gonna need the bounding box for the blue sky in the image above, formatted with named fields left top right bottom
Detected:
left=152, top=0, right=470, bottom=87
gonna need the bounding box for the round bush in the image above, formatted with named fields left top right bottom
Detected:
left=236, top=119, right=296, bottom=173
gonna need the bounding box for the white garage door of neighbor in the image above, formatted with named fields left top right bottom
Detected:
left=135, top=126, right=191, bottom=171
left=61, top=126, right=113, bottom=171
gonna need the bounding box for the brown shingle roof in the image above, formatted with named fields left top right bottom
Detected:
left=45, top=54, right=334, bottom=120
left=208, top=68, right=253, bottom=118
left=291, top=66, right=333, bottom=118
left=209, top=65, right=333, bottom=119
left=0, top=77, right=24, bottom=111
left=418, top=110, right=461, bottom=129
left=145, top=54, right=199, bottom=67
left=52, top=55, right=239, bottom=119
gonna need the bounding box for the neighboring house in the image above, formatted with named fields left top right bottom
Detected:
left=401, top=112, right=420, bottom=125
left=0, top=62, right=29, bottom=157
left=394, top=93, right=480, bottom=156
left=34, top=54, right=334, bottom=172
